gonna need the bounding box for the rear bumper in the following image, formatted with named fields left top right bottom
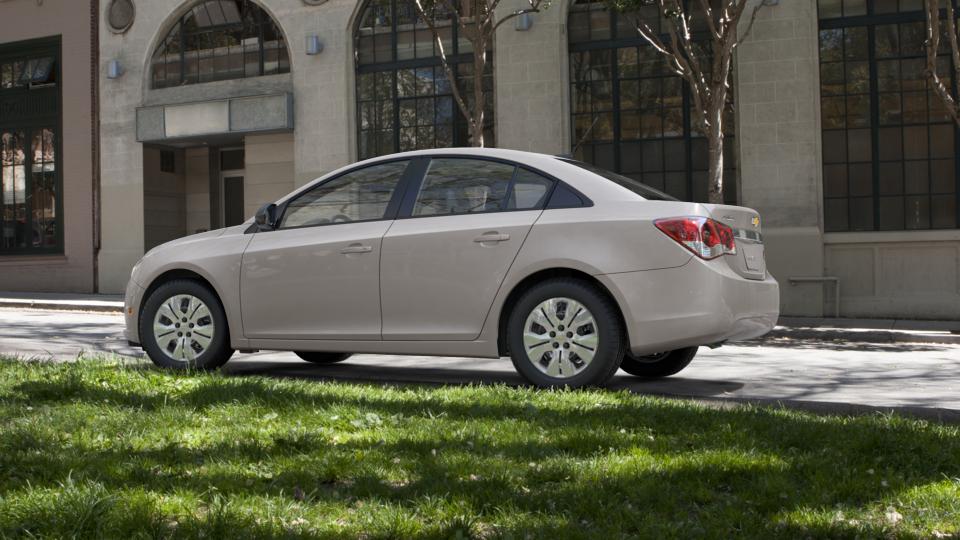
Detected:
left=598, top=257, right=780, bottom=356
left=124, top=279, right=145, bottom=346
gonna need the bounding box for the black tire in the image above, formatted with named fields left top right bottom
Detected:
left=507, top=278, right=625, bottom=389
left=619, top=347, right=698, bottom=378
left=295, top=352, right=353, bottom=364
left=139, top=279, right=234, bottom=370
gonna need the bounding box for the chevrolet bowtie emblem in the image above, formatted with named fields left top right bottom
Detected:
left=751, top=216, right=760, bottom=227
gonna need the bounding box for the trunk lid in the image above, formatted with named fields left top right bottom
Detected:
left=704, top=204, right=766, bottom=280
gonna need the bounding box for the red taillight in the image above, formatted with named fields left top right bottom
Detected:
left=654, top=217, right=737, bottom=260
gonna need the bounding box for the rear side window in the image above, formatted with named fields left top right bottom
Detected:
left=508, top=168, right=553, bottom=210
left=558, top=158, right=678, bottom=201
left=279, top=161, right=408, bottom=228
left=412, top=158, right=554, bottom=216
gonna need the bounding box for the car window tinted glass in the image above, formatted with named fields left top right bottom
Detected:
left=508, top=168, right=554, bottom=210
left=413, top=158, right=516, bottom=216
left=280, top=161, right=407, bottom=228
left=558, top=158, right=678, bottom=201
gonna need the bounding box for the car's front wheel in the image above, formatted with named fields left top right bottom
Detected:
left=507, top=279, right=625, bottom=388
left=140, top=280, right=234, bottom=370
left=619, top=347, right=698, bottom=378
left=295, top=352, right=352, bottom=364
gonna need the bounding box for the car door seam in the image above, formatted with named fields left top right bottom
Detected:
left=473, top=209, right=546, bottom=341
left=236, top=233, right=257, bottom=341
left=378, top=219, right=398, bottom=341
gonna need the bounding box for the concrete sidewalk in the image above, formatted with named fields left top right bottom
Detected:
left=1, top=291, right=958, bottom=345
left=2, top=309, right=958, bottom=419
left=0, top=291, right=124, bottom=313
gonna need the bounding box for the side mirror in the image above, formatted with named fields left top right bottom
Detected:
left=254, top=203, right=278, bottom=231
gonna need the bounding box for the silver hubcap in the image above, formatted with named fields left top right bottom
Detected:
left=523, top=297, right=599, bottom=379
left=152, top=294, right=215, bottom=363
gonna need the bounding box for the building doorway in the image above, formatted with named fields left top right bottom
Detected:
left=219, top=148, right=245, bottom=227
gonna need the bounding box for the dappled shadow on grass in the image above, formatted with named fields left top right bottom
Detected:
left=1, top=360, right=959, bottom=538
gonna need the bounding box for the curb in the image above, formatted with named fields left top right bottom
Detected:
left=763, top=327, right=960, bottom=346
left=663, top=393, right=960, bottom=424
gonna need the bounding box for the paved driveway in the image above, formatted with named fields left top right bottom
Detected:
left=1, top=308, right=958, bottom=417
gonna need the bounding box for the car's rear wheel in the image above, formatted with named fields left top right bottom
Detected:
left=140, top=280, right=233, bottom=370
left=507, top=279, right=625, bottom=388
left=619, top=347, right=698, bottom=377
left=295, top=352, right=352, bottom=364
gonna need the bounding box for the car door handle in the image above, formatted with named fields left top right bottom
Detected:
left=340, top=244, right=373, bottom=254
left=473, top=232, right=510, bottom=243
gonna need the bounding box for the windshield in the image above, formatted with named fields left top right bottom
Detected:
left=558, top=158, right=679, bottom=201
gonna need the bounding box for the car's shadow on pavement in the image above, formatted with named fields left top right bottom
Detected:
left=222, top=358, right=747, bottom=398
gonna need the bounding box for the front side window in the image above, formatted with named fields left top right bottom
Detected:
left=279, top=161, right=408, bottom=228
left=412, top=158, right=553, bottom=216
left=151, top=0, right=290, bottom=89
left=354, top=0, right=494, bottom=160
left=1, top=41, right=60, bottom=254
left=819, top=1, right=959, bottom=231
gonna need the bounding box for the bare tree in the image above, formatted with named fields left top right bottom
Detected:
left=924, top=0, right=960, bottom=126
left=412, top=0, right=548, bottom=147
left=612, top=0, right=765, bottom=203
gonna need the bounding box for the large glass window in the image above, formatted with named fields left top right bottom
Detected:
left=567, top=0, right=737, bottom=204
left=819, top=0, right=959, bottom=231
left=354, top=0, right=494, bottom=160
left=1, top=41, right=60, bottom=254
left=279, top=161, right=408, bottom=228
left=151, top=0, right=290, bottom=89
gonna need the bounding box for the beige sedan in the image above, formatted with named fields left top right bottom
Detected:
left=125, top=148, right=779, bottom=388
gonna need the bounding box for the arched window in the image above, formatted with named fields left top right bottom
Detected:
left=151, top=0, right=289, bottom=89
left=567, top=0, right=736, bottom=203
left=354, top=0, right=493, bottom=160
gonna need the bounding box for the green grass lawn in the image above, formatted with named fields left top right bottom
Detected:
left=0, top=358, right=957, bottom=539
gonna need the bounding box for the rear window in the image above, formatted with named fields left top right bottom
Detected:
left=558, top=158, right=678, bottom=201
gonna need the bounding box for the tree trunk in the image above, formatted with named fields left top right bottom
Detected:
left=706, top=103, right=725, bottom=205
left=470, top=45, right=487, bottom=147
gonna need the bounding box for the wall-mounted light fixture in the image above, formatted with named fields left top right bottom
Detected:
left=305, top=35, right=323, bottom=55
left=515, top=12, right=533, bottom=31
left=107, top=59, right=124, bottom=79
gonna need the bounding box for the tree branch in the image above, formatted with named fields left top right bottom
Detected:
left=732, top=0, right=764, bottom=50
left=412, top=0, right=475, bottom=130
left=491, top=5, right=542, bottom=33
left=924, top=0, right=960, bottom=125
left=696, top=0, right=721, bottom=41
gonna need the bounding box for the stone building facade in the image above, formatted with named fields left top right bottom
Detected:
left=5, top=0, right=960, bottom=320
left=0, top=0, right=98, bottom=292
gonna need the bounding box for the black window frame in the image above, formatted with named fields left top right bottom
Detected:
left=150, top=0, right=290, bottom=90
left=0, top=36, right=63, bottom=256
left=264, top=154, right=590, bottom=233
left=818, top=0, right=960, bottom=231
left=567, top=0, right=738, bottom=205
left=353, top=0, right=495, bottom=160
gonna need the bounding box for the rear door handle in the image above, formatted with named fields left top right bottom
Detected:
left=340, top=243, right=373, bottom=254
left=473, top=232, right=510, bottom=243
